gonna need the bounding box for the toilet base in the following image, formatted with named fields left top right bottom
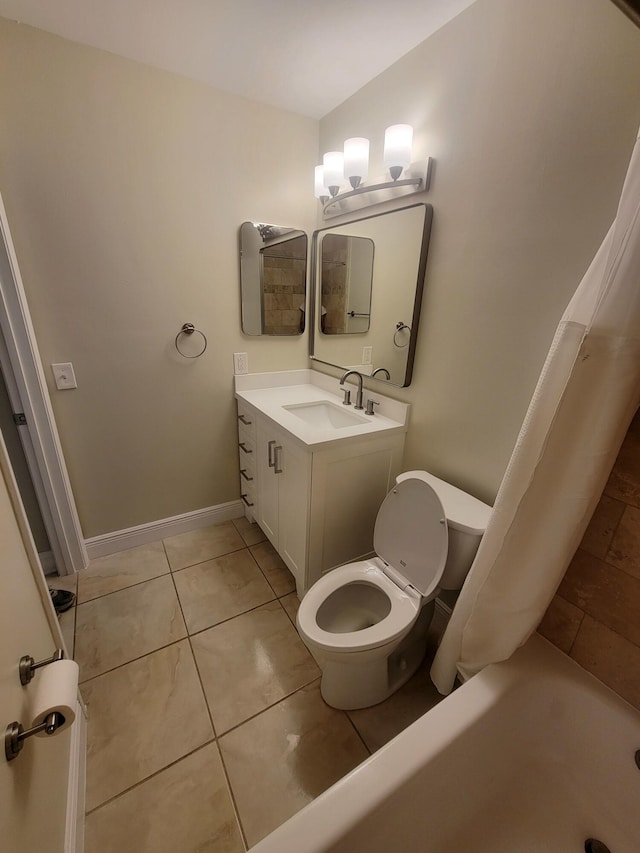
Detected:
left=318, top=600, right=435, bottom=710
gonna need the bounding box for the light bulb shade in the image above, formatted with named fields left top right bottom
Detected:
left=384, top=124, right=413, bottom=178
left=314, top=165, right=329, bottom=200
left=323, top=151, right=344, bottom=195
left=343, top=137, right=369, bottom=188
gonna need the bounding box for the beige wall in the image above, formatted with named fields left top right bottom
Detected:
left=0, top=19, right=317, bottom=537
left=318, top=0, right=640, bottom=504
left=539, top=411, right=640, bottom=710
left=2, top=1, right=640, bottom=541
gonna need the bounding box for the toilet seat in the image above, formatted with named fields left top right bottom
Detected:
left=297, top=560, right=420, bottom=653
left=374, top=477, right=448, bottom=598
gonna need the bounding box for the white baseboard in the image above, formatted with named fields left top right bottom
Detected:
left=84, top=500, right=244, bottom=560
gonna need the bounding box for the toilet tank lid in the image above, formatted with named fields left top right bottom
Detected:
left=396, top=471, right=492, bottom=535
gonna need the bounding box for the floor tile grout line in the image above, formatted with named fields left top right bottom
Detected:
left=77, top=634, right=190, bottom=686
left=77, top=567, right=171, bottom=605
left=215, top=740, right=250, bottom=852
left=217, top=675, right=323, bottom=741
left=185, top=593, right=280, bottom=639
left=215, top=677, right=325, bottom=849
left=167, top=541, right=249, bottom=574
left=345, top=710, right=373, bottom=757
left=170, top=561, right=250, bottom=851
left=83, top=738, right=217, bottom=817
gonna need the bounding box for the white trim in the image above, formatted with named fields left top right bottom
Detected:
left=64, top=699, right=86, bottom=853
left=85, top=499, right=245, bottom=559
left=39, top=549, right=57, bottom=575
left=0, top=194, right=87, bottom=574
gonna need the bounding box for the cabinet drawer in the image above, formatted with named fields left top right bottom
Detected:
left=239, top=462, right=256, bottom=486
left=238, top=434, right=256, bottom=462
left=236, top=401, right=256, bottom=439
left=240, top=481, right=256, bottom=510
left=238, top=421, right=255, bottom=448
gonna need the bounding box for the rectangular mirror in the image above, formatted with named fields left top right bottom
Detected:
left=240, top=221, right=308, bottom=335
left=310, top=203, right=433, bottom=386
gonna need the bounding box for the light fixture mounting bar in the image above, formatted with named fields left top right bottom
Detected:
left=322, top=159, right=432, bottom=219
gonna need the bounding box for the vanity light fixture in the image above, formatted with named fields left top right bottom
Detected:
left=323, top=151, right=345, bottom=197
left=344, top=137, right=370, bottom=188
left=384, top=124, right=413, bottom=180
left=314, top=165, right=329, bottom=205
left=315, top=124, right=432, bottom=219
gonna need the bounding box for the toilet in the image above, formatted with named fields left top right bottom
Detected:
left=296, top=470, right=492, bottom=710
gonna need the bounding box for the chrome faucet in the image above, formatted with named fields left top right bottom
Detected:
left=340, top=370, right=364, bottom=410
left=371, top=367, right=391, bottom=380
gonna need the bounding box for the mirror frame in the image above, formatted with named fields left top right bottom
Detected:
left=239, top=221, right=308, bottom=336
left=309, top=202, right=433, bottom=387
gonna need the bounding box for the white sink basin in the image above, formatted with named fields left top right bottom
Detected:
left=283, top=401, right=368, bottom=429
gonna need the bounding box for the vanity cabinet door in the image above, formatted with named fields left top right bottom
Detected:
left=277, top=437, right=311, bottom=587
left=256, top=416, right=310, bottom=593
left=256, top=417, right=280, bottom=546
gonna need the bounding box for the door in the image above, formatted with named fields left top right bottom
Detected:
left=0, top=347, right=53, bottom=567
left=0, top=193, right=87, bottom=575
left=0, top=433, right=74, bottom=852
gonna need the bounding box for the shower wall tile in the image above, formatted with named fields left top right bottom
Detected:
left=606, top=504, right=640, bottom=580
left=537, top=595, right=583, bottom=654
left=559, top=551, right=640, bottom=648
left=570, top=615, right=640, bottom=710
left=579, top=494, right=625, bottom=560
left=539, top=409, right=640, bottom=710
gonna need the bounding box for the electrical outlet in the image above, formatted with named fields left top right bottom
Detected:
left=362, top=346, right=372, bottom=365
left=51, top=362, right=77, bottom=390
left=233, top=352, right=248, bottom=375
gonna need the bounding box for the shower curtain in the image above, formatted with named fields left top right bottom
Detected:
left=431, top=128, right=640, bottom=694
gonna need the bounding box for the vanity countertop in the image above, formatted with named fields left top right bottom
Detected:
left=234, top=369, right=409, bottom=450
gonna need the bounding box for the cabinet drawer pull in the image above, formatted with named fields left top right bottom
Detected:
left=241, top=494, right=254, bottom=507
left=240, top=468, right=254, bottom=481
left=268, top=439, right=276, bottom=468
left=238, top=414, right=252, bottom=425
left=274, top=445, right=283, bottom=474
left=239, top=442, right=252, bottom=454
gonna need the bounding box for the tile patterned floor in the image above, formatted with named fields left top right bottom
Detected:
left=49, top=518, right=444, bottom=851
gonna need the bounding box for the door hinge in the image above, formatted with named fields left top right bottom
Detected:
left=13, top=413, right=27, bottom=426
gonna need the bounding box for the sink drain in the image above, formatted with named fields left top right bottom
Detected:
left=585, top=840, right=611, bottom=853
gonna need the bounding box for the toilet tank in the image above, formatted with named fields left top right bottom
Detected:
left=395, top=471, right=492, bottom=590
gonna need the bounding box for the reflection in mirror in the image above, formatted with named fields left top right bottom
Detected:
left=310, top=203, right=432, bottom=387
left=321, top=235, right=374, bottom=334
left=240, top=222, right=308, bottom=335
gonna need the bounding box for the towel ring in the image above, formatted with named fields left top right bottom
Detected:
left=393, top=322, right=411, bottom=348
left=175, top=323, right=207, bottom=358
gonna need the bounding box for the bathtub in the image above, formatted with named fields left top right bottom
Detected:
left=249, top=634, right=640, bottom=852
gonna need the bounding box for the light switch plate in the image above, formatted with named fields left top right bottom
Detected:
left=233, top=352, right=248, bottom=375
left=51, top=362, right=77, bottom=390
left=362, top=346, right=372, bottom=365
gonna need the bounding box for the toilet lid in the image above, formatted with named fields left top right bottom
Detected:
left=374, top=478, right=448, bottom=597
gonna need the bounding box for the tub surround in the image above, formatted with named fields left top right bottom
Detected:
left=539, top=409, right=640, bottom=710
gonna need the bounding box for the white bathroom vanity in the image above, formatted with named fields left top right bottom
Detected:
left=234, top=369, right=409, bottom=595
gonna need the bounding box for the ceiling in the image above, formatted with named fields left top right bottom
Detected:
left=0, top=0, right=476, bottom=118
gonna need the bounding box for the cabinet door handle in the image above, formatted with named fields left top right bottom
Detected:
left=268, top=439, right=276, bottom=468
left=238, top=414, right=252, bottom=425
left=240, top=468, right=253, bottom=481
left=241, top=494, right=254, bottom=507
left=239, top=442, right=252, bottom=454
left=274, top=445, right=283, bottom=474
